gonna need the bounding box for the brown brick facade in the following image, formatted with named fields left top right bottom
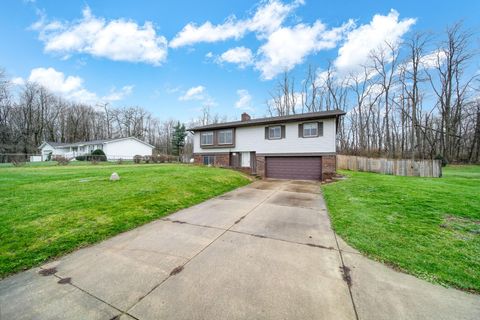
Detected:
left=195, top=153, right=336, bottom=181
left=255, top=156, right=266, bottom=178
left=321, top=155, right=336, bottom=180
left=193, top=153, right=230, bottom=167
left=193, top=154, right=202, bottom=164
left=214, top=153, right=230, bottom=167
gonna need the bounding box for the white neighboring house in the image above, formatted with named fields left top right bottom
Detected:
left=38, top=137, right=154, bottom=161
left=188, top=110, right=345, bottom=181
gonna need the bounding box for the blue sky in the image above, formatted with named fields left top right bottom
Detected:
left=1, top=0, right=479, bottom=122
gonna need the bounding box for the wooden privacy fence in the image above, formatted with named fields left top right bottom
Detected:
left=336, top=155, right=442, bottom=178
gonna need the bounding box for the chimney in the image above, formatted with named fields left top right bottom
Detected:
left=241, top=112, right=251, bottom=122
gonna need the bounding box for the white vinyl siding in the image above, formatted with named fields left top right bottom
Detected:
left=200, top=132, right=214, bottom=145
left=193, top=118, right=336, bottom=154
left=218, top=130, right=233, bottom=144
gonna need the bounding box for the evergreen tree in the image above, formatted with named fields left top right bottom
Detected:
left=171, top=122, right=187, bottom=156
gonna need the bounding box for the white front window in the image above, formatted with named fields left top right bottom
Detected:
left=218, top=130, right=233, bottom=144
left=303, top=122, right=318, bottom=137
left=268, top=126, right=281, bottom=139
left=201, top=132, right=214, bottom=145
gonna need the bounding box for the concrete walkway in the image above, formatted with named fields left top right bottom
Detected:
left=1, top=180, right=479, bottom=320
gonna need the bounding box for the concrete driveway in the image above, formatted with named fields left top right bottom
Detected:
left=1, top=180, right=479, bottom=320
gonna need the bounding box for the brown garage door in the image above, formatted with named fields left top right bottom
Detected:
left=266, top=156, right=322, bottom=180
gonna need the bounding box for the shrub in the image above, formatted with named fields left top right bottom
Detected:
left=133, top=155, right=142, bottom=164
left=53, top=156, right=70, bottom=165
left=158, top=154, right=167, bottom=163
left=150, top=155, right=159, bottom=163
left=75, top=155, right=87, bottom=161
left=434, top=154, right=448, bottom=167
left=12, top=159, right=26, bottom=167
left=91, top=149, right=107, bottom=161
left=144, top=155, right=151, bottom=164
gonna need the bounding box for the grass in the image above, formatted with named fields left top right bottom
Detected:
left=0, top=163, right=250, bottom=278
left=322, top=165, right=480, bottom=293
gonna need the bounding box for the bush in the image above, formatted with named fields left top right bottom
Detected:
left=53, top=155, right=70, bottom=165
left=144, top=155, right=151, bottom=164
left=434, top=154, right=448, bottom=167
left=158, top=154, right=167, bottom=163
left=91, top=149, right=107, bottom=161
left=133, top=155, right=142, bottom=164
left=75, top=155, right=87, bottom=161
left=150, top=155, right=159, bottom=163
left=12, top=160, right=26, bottom=167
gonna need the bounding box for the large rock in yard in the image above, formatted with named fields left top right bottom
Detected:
left=110, top=172, right=120, bottom=181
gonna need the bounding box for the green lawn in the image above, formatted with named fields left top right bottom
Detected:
left=0, top=163, right=250, bottom=278
left=322, top=165, right=480, bottom=293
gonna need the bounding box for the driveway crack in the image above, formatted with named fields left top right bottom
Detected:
left=125, top=187, right=280, bottom=314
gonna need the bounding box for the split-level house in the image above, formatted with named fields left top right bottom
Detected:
left=189, top=110, right=346, bottom=180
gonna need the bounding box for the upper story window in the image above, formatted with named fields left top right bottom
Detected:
left=268, top=126, right=282, bottom=139
left=303, top=122, right=318, bottom=137
left=200, top=132, right=214, bottom=145
left=218, top=129, right=233, bottom=145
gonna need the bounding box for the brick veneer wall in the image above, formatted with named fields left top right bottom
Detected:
left=193, top=154, right=202, bottom=164
left=321, top=155, right=336, bottom=180
left=256, top=156, right=266, bottom=178
left=214, top=153, right=230, bottom=167
left=193, top=153, right=230, bottom=167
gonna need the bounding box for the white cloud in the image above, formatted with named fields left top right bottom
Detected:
left=334, top=9, right=415, bottom=75
left=16, top=67, right=132, bottom=104
left=170, top=0, right=303, bottom=48
left=33, top=6, right=168, bottom=65
left=11, top=77, right=26, bottom=86
left=256, top=20, right=354, bottom=79
left=235, top=89, right=254, bottom=110
left=102, top=85, right=134, bottom=102
left=419, top=50, right=447, bottom=69
left=219, top=47, right=254, bottom=68
left=179, top=85, right=206, bottom=101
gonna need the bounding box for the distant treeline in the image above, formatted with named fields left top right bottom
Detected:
left=266, top=23, right=479, bottom=163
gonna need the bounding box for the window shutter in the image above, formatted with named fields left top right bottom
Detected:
left=265, top=127, right=269, bottom=139
left=281, top=125, right=286, bottom=138
left=298, top=124, right=303, bottom=138
left=318, top=122, right=324, bottom=136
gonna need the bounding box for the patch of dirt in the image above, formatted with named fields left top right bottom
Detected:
left=57, top=277, right=71, bottom=285
left=38, top=267, right=57, bottom=276
left=170, top=265, right=184, bottom=276
left=340, top=265, right=352, bottom=288
left=440, top=215, right=480, bottom=236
